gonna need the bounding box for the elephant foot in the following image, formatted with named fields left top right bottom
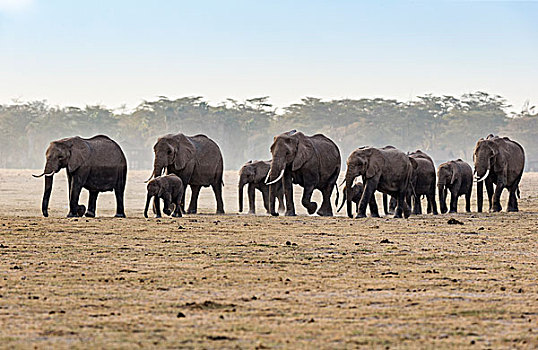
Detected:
left=77, top=205, right=86, bottom=217
left=305, top=203, right=317, bottom=215
left=154, top=214, right=162, bottom=219
left=492, top=203, right=502, bottom=212
left=355, top=212, right=367, bottom=219
left=172, top=212, right=182, bottom=218
left=370, top=212, right=380, bottom=218
left=316, top=209, right=333, bottom=217
left=163, top=210, right=172, bottom=216
left=285, top=211, right=296, bottom=217
left=271, top=211, right=279, bottom=217
left=449, top=209, right=457, bottom=213
left=507, top=207, right=519, bottom=212
left=187, top=209, right=197, bottom=214
left=114, top=213, right=126, bottom=218
left=216, top=209, right=225, bottom=215
left=85, top=211, right=95, bottom=218
left=248, top=210, right=256, bottom=215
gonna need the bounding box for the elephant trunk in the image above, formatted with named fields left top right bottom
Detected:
left=144, top=193, right=152, bottom=218
left=345, top=172, right=355, bottom=218
left=337, top=186, right=347, bottom=212
left=42, top=174, right=54, bottom=217
left=147, top=163, right=165, bottom=182
left=477, top=179, right=483, bottom=212
left=438, top=184, right=447, bottom=214
left=238, top=174, right=247, bottom=213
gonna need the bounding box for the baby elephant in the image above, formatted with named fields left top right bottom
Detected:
left=144, top=174, right=185, bottom=218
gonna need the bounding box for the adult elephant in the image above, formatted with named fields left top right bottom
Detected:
left=265, top=130, right=340, bottom=216
left=345, top=146, right=416, bottom=218
left=33, top=135, right=127, bottom=218
left=437, top=159, right=473, bottom=213
left=238, top=160, right=285, bottom=215
left=148, top=133, right=224, bottom=214
left=473, top=134, right=525, bottom=212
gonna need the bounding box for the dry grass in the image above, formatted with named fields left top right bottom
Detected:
left=0, top=170, right=537, bottom=348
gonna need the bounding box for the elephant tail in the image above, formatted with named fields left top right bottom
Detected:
left=334, top=183, right=340, bottom=207
left=517, top=186, right=520, bottom=199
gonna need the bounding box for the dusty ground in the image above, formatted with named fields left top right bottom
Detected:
left=0, top=170, right=536, bottom=348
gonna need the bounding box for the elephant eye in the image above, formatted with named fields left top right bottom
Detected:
left=167, top=150, right=172, bottom=154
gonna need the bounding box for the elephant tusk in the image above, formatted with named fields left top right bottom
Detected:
left=33, top=171, right=55, bottom=178
left=264, top=171, right=271, bottom=184
left=266, top=169, right=285, bottom=185
left=475, top=169, right=490, bottom=183
left=144, top=174, right=154, bottom=183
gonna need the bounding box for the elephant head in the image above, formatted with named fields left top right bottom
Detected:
left=33, top=137, right=90, bottom=217
left=437, top=162, right=456, bottom=214
left=265, top=130, right=313, bottom=185
left=148, top=134, right=196, bottom=181
left=144, top=177, right=174, bottom=218
left=238, top=160, right=267, bottom=212
left=344, top=147, right=383, bottom=218
left=473, top=138, right=499, bottom=183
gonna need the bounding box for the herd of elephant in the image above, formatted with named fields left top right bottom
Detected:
left=33, top=131, right=525, bottom=219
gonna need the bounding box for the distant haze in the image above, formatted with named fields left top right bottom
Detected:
left=0, top=1, right=537, bottom=112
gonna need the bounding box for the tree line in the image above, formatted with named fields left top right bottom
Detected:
left=0, top=92, right=536, bottom=170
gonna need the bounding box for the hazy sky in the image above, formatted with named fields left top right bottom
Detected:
left=0, top=0, right=537, bottom=111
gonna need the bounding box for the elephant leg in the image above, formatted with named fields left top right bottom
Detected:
left=413, top=194, right=422, bottom=215
left=428, top=191, right=438, bottom=215
left=114, top=186, right=126, bottom=218
left=301, top=185, right=317, bottom=215
left=492, top=182, right=504, bottom=212
left=261, top=187, right=270, bottom=214
left=248, top=183, right=256, bottom=214
left=86, top=191, right=99, bottom=217
left=68, top=180, right=84, bottom=217
left=449, top=189, right=459, bottom=213
left=465, top=191, right=471, bottom=213
left=369, top=195, right=380, bottom=218
left=317, top=185, right=334, bottom=217
left=485, top=180, right=494, bottom=212
left=172, top=195, right=182, bottom=217
left=394, top=191, right=409, bottom=219
left=277, top=189, right=286, bottom=214
left=507, top=188, right=518, bottom=212
left=283, top=173, right=296, bottom=216
left=212, top=182, right=225, bottom=214
left=389, top=196, right=397, bottom=214
left=187, top=185, right=201, bottom=214
left=357, top=180, right=377, bottom=218
left=154, top=195, right=162, bottom=218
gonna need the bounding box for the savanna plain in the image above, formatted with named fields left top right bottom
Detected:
left=0, top=170, right=536, bottom=349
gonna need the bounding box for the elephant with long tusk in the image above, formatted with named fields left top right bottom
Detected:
left=473, top=134, right=525, bottom=212
left=34, top=135, right=127, bottom=218
left=265, top=130, right=340, bottom=216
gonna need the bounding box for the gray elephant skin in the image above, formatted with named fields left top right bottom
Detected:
left=33, top=135, right=127, bottom=218
left=149, top=133, right=224, bottom=214
left=336, top=182, right=364, bottom=214
left=144, top=174, right=184, bottom=218
left=437, top=159, right=473, bottom=213
left=265, top=130, right=341, bottom=217
left=473, top=134, right=525, bottom=212
left=238, top=160, right=285, bottom=214
left=345, top=146, right=417, bottom=219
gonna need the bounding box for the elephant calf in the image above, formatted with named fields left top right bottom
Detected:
left=144, top=174, right=185, bottom=218
left=437, top=159, right=473, bottom=213
left=239, top=160, right=285, bottom=214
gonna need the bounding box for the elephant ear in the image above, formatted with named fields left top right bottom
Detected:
left=292, top=133, right=314, bottom=172
left=408, top=157, right=418, bottom=171
left=67, top=137, right=91, bottom=173
left=253, top=164, right=268, bottom=183
left=173, top=134, right=196, bottom=170
left=365, top=148, right=383, bottom=179
left=450, top=164, right=458, bottom=184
